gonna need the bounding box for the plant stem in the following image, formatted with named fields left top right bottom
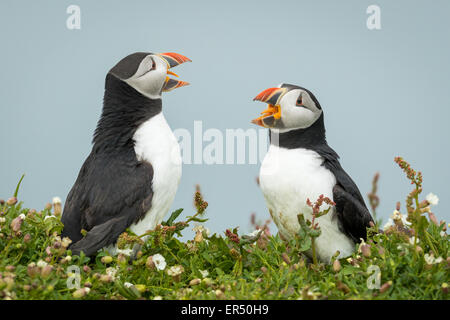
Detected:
left=311, top=237, right=318, bottom=265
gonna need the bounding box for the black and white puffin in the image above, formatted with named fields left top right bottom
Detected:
left=252, top=83, right=374, bottom=263
left=61, top=52, right=191, bottom=256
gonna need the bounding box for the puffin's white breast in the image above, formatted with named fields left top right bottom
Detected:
left=259, top=145, right=355, bottom=262
left=129, top=112, right=182, bottom=236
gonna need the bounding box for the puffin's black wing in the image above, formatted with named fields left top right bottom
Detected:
left=317, top=145, right=374, bottom=242
left=61, top=149, right=153, bottom=256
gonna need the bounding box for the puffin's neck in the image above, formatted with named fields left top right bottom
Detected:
left=270, top=113, right=327, bottom=150
left=93, top=73, right=162, bottom=153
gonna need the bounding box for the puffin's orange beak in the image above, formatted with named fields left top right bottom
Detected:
left=251, top=87, right=287, bottom=127
left=157, top=52, right=192, bottom=92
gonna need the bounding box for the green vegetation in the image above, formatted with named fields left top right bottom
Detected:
left=0, top=158, right=448, bottom=300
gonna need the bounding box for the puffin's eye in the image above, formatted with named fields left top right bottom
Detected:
left=296, top=95, right=303, bottom=107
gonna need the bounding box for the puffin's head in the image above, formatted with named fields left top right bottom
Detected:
left=252, top=84, right=322, bottom=131
left=108, top=52, right=191, bottom=99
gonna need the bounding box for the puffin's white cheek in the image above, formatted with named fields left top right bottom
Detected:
left=131, top=71, right=165, bottom=97
left=282, top=108, right=316, bottom=129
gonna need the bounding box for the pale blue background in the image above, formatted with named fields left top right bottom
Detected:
left=1, top=0, right=449, bottom=239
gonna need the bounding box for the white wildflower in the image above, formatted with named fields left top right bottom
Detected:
left=409, top=236, right=419, bottom=245
left=167, top=265, right=184, bottom=276
left=246, top=229, right=261, bottom=238
left=52, top=197, right=61, bottom=204
left=153, top=296, right=163, bottom=300
left=124, top=282, right=133, bottom=288
left=61, top=237, right=72, bottom=248
left=383, top=210, right=410, bottom=230
left=424, top=253, right=444, bottom=265
left=37, top=260, right=48, bottom=268
left=18, top=213, right=26, bottom=220
left=199, top=269, right=209, bottom=278
left=105, top=267, right=119, bottom=280
left=193, top=224, right=210, bottom=236
left=152, top=254, right=167, bottom=271
left=392, top=210, right=402, bottom=221
left=426, top=193, right=439, bottom=206
left=0, top=217, right=5, bottom=223
left=440, top=231, right=446, bottom=237
left=44, top=215, right=56, bottom=221
left=424, top=253, right=433, bottom=264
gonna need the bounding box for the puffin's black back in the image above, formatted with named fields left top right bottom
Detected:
left=61, top=74, right=161, bottom=255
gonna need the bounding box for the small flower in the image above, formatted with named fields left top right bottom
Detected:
left=440, top=231, right=447, bottom=237
left=6, top=197, right=17, bottom=206
left=60, top=256, right=72, bottom=264
left=52, top=197, right=62, bottom=216
left=105, top=267, right=118, bottom=280
left=167, top=265, right=184, bottom=277
left=152, top=254, right=167, bottom=271
left=37, top=260, right=48, bottom=268
left=409, top=236, right=419, bottom=245
left=61, top=237, right=72, bottom=248
left=360, top=244, right=371, bottom=258
left=383, top=210, right=410, bottom=230
left=247, top=229, right=260, bottom=238
left=194, top=231, right=203, bottom=243
left=52, top=197, right=61, bottom=204
left=193, top=224, right=210, bottom=236
left=426, top=193, right=439, bottom=206
left=225, top=229, right=240, bottom=244
left=153, top=296, right=163, bottom=300
left=424, top=253, right=444, bottom=265
left=199, top=269, right=209, bottom=278
left=10, top=216, right=25, bottom=233
left=41, top=265, right=53, bottom=278
left=332, top=259, right=341, bottom=272
left=0, top=217, right=6, bottom=223
left=99, top=275, right=113, bottom=283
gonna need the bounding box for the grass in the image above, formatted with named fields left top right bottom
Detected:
left=0, top=158, right=448, bottom=300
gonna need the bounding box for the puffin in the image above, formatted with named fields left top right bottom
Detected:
left=61, top=51, right=191, bottom=256
left=252, top=83, right=374, bottom=263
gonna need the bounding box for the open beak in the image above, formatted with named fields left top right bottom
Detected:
left=157, top=52, right=191, bottom=92
left=251, top=87, right=288, bottom=127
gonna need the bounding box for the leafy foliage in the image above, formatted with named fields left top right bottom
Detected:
left=0, top=159, right=448, bottom=300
